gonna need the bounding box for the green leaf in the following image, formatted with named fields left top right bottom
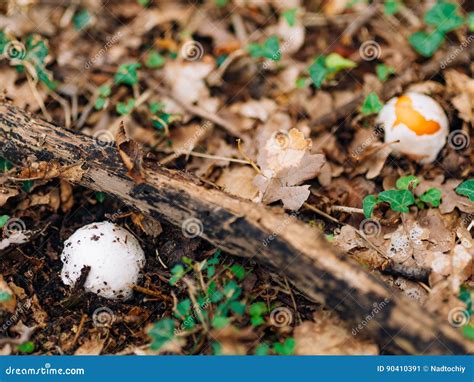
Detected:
left=94, top=97, right=107, bottom=110
left=230, top=264, right=245, bottom=281
left=216, top=54, right=228, bottom=67
left=455, top=180, right=474, bottom=201
left=229, top=300, right=246, bottom=315
left=73, top=9, right=91, bottom=31
left=375, top=63, right=395, bottom=82
left=362, top=195, right=378, bottom=218
left=148, top=319, right=176, bottom=350
left=295, top=77, right=308, bottom=89
left=0, top=157, right=13, bottom=172
left=22, top=180, right=34, bottom=193
left=114, top=62, right=141, bottom=86
left=309, top=56, right=328, bottom=89
left=409, top=30, right=445, bottom=57
left=17, top=341, right=35, bottom=354
left=149, top=102, right=164, bottom=115
left=25, top=35, right=48, bottom=65
left=361, top=92, right=383, bottom=115
left=384, top=0, right=401, bottom=16
left=145, top=50, right=165, bottom=69
left=282, top=8, right=298, bottom=27
left=0, top=290, right=12, bottom=302
left=137, top=0, right=150, bottom=6
left=325, top=53, right=357, bottom=72
left=424, top=2, right=465, bottom=33
left=175, top=299, right=192, bottom=318
left=0, top=215, right=10, bottom=228
left=419, top=188, right=442, bottom=207
left=207, top=265, right=216, bottom=278
left=459, top=286, right=472, bottom=313
left=98, top=84, right=111, bottom=97
left=212, top=315, right=230, bottom=329
left=396, top=175, right=419, bottom=190
left=215, top=0, right=228, bottom=7
left=169, top=264, right=186, bottom=286
left=273, top=338, right=295, bottom=355
left=223, top=280, right=241, bottom=300
left=249, top=302, right=267, bottom=326
left=468, top=13, right=474, bottom=32
left=462, top=325, right=474, bottom=340
left=378, top=189, right=415, bottom=213
left=247, top=36, right=281, bottom=61
left=94, top=191, right=106, bottom=203
left=0, top=31, right=10, bottom=53
left=255, top=343, right=270, bottom=355
left=116, top=98, right=135, bottom=115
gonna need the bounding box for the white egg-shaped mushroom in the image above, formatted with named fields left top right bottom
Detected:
left=377, top=92, right=449, bottom=164
left=60, top=221, right=145, bottom=300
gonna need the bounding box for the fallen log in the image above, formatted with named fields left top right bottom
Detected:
left=0, top=103, right=472, bottom=355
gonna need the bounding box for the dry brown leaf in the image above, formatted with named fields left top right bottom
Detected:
left=216, top=166, right=259, bottom=200
left=445, top=70, right=474, bottom=124
left=131, top=213, right=162, bottom=238
left=254, top=128, right=325, bottom=210
left=115, top=123, right=146, bottom=184
left=294, top=311, right=378, bottom=355
left=74, top=336, right=105, bottom=355
left=416, top=177, right=474, bottom=214
left=164, top=57, right=215, bottom=106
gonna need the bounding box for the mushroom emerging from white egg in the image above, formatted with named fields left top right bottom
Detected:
left=377, top=92, right=449, bottom=164
left=60, top=221, right=145, bottom=300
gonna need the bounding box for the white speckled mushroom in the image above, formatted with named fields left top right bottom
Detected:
left=60, top=221, right=145, bottom=300
left=377, top=92, right=449, bottom=164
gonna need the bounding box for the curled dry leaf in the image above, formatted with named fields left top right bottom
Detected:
left=115, top=123, right=146, bottom=184
left=294, top=311, right=378, bottom=355
left=14, top=161, right=84, bottom=183
left=253, top=128, right=325, bottom=210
